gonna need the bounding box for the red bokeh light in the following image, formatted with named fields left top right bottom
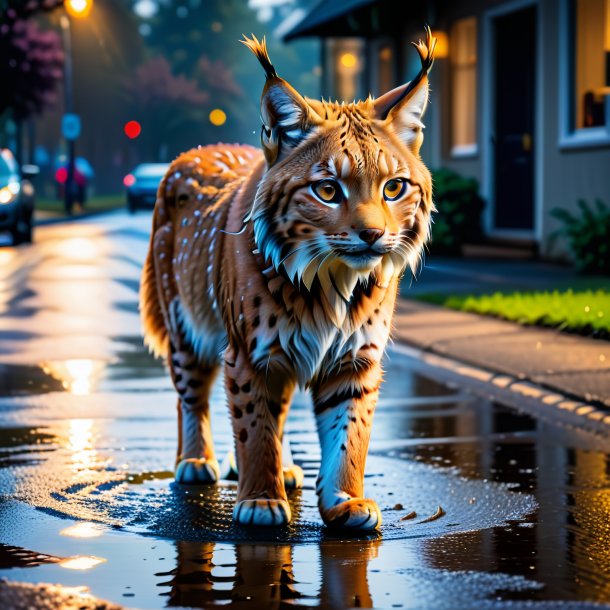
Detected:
left=55, top=167, right=68, bottom=184
left=124, top=120, right=142, bottom=139
left=123, top=173, right=136, bottom=187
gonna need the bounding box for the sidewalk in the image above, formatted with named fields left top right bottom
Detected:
left=394, top=298, right=610, bottom=431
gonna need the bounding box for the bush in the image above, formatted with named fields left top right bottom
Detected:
left=551, top=199, right=610, bottom=275
left=430, top=168, right=485, bottom=255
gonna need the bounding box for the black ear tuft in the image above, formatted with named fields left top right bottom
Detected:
left=241, top=34, right=278, bottom=80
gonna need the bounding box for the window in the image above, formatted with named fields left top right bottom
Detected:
left=571, top=0, right=610, bottom=131
left=450, top=17, right=478, bottom=155
left=377, top=45, right=394, bottom=95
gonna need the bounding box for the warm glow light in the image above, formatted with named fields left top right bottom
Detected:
left=66, top=359, right=94, bottom=394
left=66, top=418, right=100, bottom=472
left=60, top=555, right=106, bottom=570
left=61, top=522, right=105, bottom=538
left=65, top=0, right=93, bottom=18
left=340, top=52, right=358, bottom=69
left=124, top=173, right=136, bottom=188
left=209, top=108, right=226, bottom=126
left=124, top=120, right=141, bottom=139
left=432, top=30, right=449, bottom=58
left=42, top=359, right=105, bottom=396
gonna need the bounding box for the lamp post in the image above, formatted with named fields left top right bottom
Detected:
left=60, top=0, right=92, bottom=214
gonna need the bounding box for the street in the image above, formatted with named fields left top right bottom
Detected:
left=0, top=212, right=609, bottom=609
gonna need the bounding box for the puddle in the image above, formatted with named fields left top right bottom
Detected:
left=0, top=313, right=609, bottom=606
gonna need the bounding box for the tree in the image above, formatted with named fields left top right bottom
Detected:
left=0, top=0, right=64, bottom=163
left=124, top=56, right=209, bottom=160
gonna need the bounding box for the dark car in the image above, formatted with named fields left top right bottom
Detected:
left=124, top=163, right=168, bottom=213
left=0, top=149, right=35, bottom=245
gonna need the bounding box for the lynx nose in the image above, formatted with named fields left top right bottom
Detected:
left=359, top=228, right=384, bottom=245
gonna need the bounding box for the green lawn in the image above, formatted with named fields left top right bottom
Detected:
left=420, top=290, right=610, bottom=339
left=36, top=194, right=125, bottom=214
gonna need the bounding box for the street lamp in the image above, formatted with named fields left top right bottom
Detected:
left=65, top=0, right=93, bottom=19
left=60, top=0, right=92, bottom=214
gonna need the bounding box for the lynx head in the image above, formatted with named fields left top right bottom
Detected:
left=242, top=31, right=436, bottom=300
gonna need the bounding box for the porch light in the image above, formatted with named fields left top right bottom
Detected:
left=65, top=0, right=93, bottom=18
left=340, top=52, right=358, bottom=69
left=431, top=30, right=449, bottom=58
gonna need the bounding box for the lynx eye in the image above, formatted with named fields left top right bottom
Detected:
left=383, top=178, right=408, bottom=202
left=311, top=180, right=344, bottom=207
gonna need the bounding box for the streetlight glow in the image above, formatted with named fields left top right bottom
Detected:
left=65, top=0, right=93, bottom=18
left=209, top=108, right=227, bottom=126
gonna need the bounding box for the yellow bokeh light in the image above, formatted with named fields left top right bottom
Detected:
left=431, top=30, right=449, bottom=58
left=209, top=108, right=227, bottom=126
left=60, top=522, right=105, bottom=538
left=340, top=52, right=358, bottom=69
left=60, top=555, right=106, bottom=570
left=65, top=0, right=93, bottom=18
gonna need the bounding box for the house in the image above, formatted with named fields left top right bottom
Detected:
left=284, top=0, right=610, bottom=258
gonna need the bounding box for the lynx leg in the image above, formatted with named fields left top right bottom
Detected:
left=225, top=345, right=295, bottom=526
left=311, top=359, right=382, bottom=531
left=169, top=337, right=221, bottom=485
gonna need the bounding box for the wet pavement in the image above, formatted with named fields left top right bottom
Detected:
left=1, top=213, right=610, bottom=609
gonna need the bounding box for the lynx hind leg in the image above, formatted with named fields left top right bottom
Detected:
left=312, top=361, right=383, bottom=531
left=221, top=436, right=304, bottom=489
left=168, top=309, right=222, bottom=484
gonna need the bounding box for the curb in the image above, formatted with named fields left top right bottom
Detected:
left=390, top=342, right=610, bottom=439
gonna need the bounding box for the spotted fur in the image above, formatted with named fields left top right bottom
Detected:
left=140, top=30, right=436, bottom=529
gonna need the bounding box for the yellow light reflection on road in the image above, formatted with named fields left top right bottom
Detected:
left=59, top=555, right=106, bottom=570
left=54, top=236, right=101, bottom=263
left=60, top=522, right=105, bottom=538
left=67, top=419, right=98, bottom=472
left=42, top=359, right=105, bottom=395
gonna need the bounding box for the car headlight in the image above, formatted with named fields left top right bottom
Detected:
left=0, top=181, right=20, bottom=205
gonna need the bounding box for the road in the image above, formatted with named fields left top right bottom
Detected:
left=0, top=212, right=609, bottom=609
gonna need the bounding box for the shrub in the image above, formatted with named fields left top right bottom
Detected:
left=430, top=168, right=485, bottom=255
left=551, top=199, right=610, bottom=275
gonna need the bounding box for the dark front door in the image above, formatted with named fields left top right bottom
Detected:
left=493, top=6, right=536, bottom=231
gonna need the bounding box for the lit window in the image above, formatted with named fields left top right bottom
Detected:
left=377, top=46, right=393, bottom=95
left=571, top=0, right=610, bottom=130
left=450, top=17, right=478, bottom=155
left=334, top=40, right=363, bottom=101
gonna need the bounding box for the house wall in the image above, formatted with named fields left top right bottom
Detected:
left=436, top=0, right=610, bottom=255
left=318, top=0, right=610, bottom=256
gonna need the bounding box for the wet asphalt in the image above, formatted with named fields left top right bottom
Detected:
left=0, top=212, right=610, bottom=609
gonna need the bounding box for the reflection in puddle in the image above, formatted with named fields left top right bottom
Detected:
left=42, top=359, right=107, bottom=395
left=59, top=555, right=106, bottom=570
left=60, top=522, right=106, bottom=538
left=65, top=419, right=103, bottom=473
left=157, top=540, right=381, bottom=608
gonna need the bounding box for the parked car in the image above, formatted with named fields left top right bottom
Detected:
left=0, top=149, right=35, bottom=245
left=124, top=163, right=168, bottom=213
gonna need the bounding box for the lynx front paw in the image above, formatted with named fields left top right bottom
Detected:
left=283, top=464, right=304, bottom=489
left=175, top=458, right=220, bottom=484
left=233, top=498, right=291, bottom=527
left=321, top=498, right=381, bottom=531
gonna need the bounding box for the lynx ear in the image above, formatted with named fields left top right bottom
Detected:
left=242, top=34, right=322, bottom=165
left=373, top=27, right=436, bottom=154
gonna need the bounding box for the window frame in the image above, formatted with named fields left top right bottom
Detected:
left=558, top=0, right=610, bottom=149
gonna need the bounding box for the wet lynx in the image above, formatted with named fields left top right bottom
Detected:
left=140, top=30, right=436, bottom=530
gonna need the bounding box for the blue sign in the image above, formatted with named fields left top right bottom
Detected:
left=62, top=113, right=81, bottom=141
